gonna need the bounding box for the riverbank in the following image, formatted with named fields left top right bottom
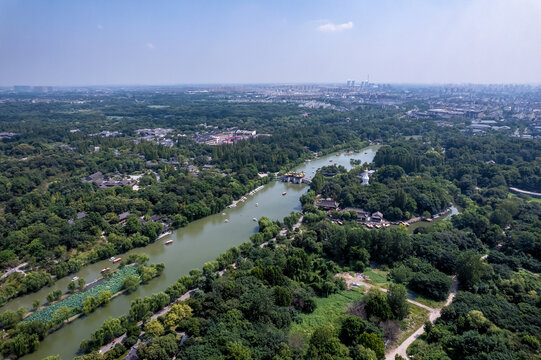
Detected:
left=19, top=145, right=380, bottom=360
left=0, top=175, right=273, bottom=313
left=1, top=264, right=165, bottom=360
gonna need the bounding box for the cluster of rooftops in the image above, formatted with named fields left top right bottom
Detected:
left=316, top=198, right=384, bottom=222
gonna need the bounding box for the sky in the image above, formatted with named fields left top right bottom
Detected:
left=1, top=0, right=541, bottom=86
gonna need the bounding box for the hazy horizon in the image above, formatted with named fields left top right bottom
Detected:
left=4, top=82, right=541, bottom=88
left=2, top=0, right=541, bottom=86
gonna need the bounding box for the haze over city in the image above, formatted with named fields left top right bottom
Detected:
left=1, top=0, right=541, bottom=86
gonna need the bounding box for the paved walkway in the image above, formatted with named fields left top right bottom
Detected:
left=262, top=215, right=303, bottom=248
left=99, top=288, right=197, bottom=354
left=1, top=262, right=28, bottom=280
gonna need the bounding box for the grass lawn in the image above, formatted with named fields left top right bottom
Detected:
left=363, top=268, right=388, bottom=284
left=407, top=291, right=445, bottom=309
left=396, top=304, right=429, bottom=345
left=289, top=288, right=365, bottom=343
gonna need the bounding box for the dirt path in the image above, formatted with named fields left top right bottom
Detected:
left=337, top=274, right=436, bottom=312
left=335, top=272, right=458, bottom=360
left=385, top=277, right=458, bottom=360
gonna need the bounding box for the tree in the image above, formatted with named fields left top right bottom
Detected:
left=97, top=290, right=112, bottom=305
left=365, top=288, right=392, bottom=322
left=356, top=332, right=385, bottom=360
left=125, top=215, right=142, bottom=234
left=387, top=283, right=408, bottom=320
left=68, top=281, right=77, bottom=293
left=52, top=306, right=73, bottom=324
left=138, top=265, right=157, bottom=284
left=143, top=222, right=164, bottom=241
left=350, top=345, right=377, bottom=360
left=73, top=351, right=104, bottom=360
left=33, top=299, right=41, bottom=310
left=129, top=298, right=152, bottom=322
left=136, top=342, right=169, bottom=360
left=490, top=209, right=512, bottom=227
left=78, top=277, right=86, bottom=290
left=456, top=252, right=487, bottom=290
left=274, top=286, right=292, bottom=307
left=144, top=318, right=164, bottom=338
left=339, top=316, right=381, bottom=346
left=82, top=296, right=98, bottom=315
left=306, top=326, right=350, bottom=360
left=225, top=341, right=253, bottom=360
left=164, top=303, right=192, bottom=329
left=123, top=275, right=141, bottom=293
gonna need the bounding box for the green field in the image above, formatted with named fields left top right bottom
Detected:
left=289, top=288, right=365, bottom=343
left=363, top=268, right=389, bottom=284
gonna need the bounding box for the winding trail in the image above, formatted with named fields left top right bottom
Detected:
left=336, top=272, right=458, bottom=360
left=385, top=277, right=458, bottom=360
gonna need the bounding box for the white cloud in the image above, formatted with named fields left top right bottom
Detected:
left=97, top=24, right=103, bottom=30
left=146, top=42, right=155, bottom=50
left=317, top=21, right=354, bottom=33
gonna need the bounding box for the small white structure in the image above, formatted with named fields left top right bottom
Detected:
left=358, top=170, right=375, bottom=186
left=361, top=172, right=370, bottom=185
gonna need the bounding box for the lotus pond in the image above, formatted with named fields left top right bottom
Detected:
left=24, top=266, right=139, bottom=323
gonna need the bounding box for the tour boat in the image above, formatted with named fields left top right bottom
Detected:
left=165, top=239, right=174, bottom=245
left=72, top=276, right=79, bottom=282
left=282, top=192, right=287, bottom=196
left=110, top=257, right=115, bottom=261
left=255, top=202, right=259, bottom=207
left=253, top=218, right=257, bottom=222
left=224, top=219, right=229, bottom=223
left=101, top=268, right=111, bottom=274
left=113, top=257, right=122, bottom=263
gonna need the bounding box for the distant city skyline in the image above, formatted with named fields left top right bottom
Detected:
left=1, top=0, right=541, bottom=86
